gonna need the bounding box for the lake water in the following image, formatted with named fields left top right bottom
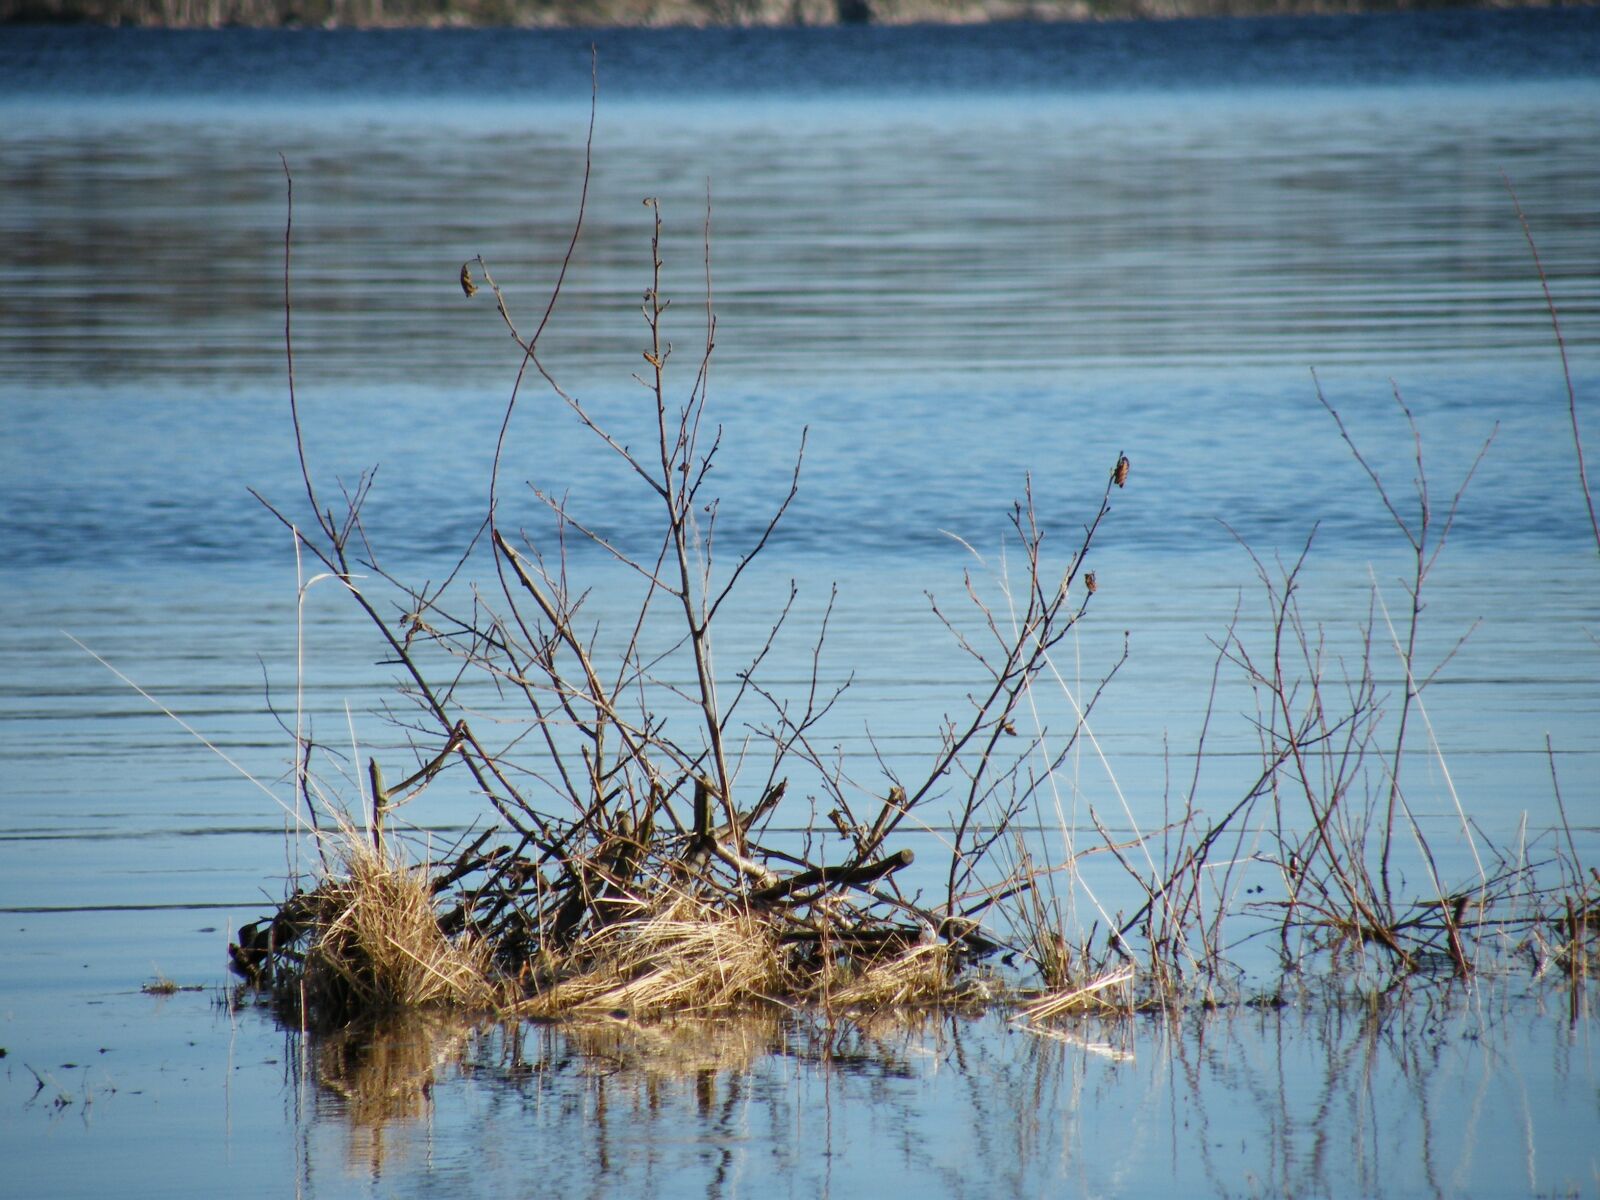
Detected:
left=2, top=10, right=1599, bottom=1197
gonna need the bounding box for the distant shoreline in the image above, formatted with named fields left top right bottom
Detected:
left=2, top=0, right=1589, bottom=30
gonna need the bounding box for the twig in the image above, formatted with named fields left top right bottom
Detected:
left=1507, top=176, right=1599, bottom=555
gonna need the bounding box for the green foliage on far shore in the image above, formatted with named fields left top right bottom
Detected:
left=1, top=0, right=1568, bottom=30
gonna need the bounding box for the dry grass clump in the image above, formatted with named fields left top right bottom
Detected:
left=823, top=943, right=956, bottom=1011
left=265, top=865, right=984, bottom=1025
left=513, top=895, right=789, bottom=1019
left=508, top=898, right=969, bottom=1019
left=293, top=837, right=501, bottom=1025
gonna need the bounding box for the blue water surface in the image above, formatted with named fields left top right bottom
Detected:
left=1, top=11, right=1598, bottom=1197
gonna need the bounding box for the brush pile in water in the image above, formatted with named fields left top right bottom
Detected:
left=232, top=161, right=1596, bottom=1030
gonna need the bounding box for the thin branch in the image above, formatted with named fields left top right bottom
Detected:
left=1506, top=176, right=1599, bottom=555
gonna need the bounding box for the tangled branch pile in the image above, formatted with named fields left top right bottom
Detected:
left=230, top=153, right=1137, bottom=1028
left=231, top=144, right=1597, bottom=1031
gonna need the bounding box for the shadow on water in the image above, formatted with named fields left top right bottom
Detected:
left=285, top=985, right=1598, bottom=1199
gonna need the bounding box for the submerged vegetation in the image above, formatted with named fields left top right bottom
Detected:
left=229, top=111, right=1597, bottom=1034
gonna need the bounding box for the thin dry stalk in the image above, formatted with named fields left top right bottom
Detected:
left=1019, top=964, right=1137, bottom=1022
left=1314, top=379, right=1494, bottom=920
left=1506, top=177, right=1599, bottom=556
left=1197, top=382, right=1530, bottom=990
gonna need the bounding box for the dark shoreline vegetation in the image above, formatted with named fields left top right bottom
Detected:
left=3, top=0, right=1590, bottom=28
left=220, top=120, right=1600, bottom=1034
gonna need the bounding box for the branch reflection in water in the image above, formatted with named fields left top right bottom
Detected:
left=291, top=989, right=1595, bottom=1198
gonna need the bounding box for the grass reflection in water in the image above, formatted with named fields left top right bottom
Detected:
left=287, top=990, right=1593, bottom=1198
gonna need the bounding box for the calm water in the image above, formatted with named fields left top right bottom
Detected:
left=2, top=11, right=1599, bottom=1197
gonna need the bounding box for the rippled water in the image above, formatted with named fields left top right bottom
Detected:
left=2, top=11, right=1598, bottom=1197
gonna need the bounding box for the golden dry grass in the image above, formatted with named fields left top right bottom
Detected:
left=512, top=895, right=789, bottom=1018
left=822, top=943, right=955, bottom=1011
left=507, top=891, right=977, bottom=1020
left=296, top=836, right=500, bottom=1022
left=276, top=836, right=983, bottom=1028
